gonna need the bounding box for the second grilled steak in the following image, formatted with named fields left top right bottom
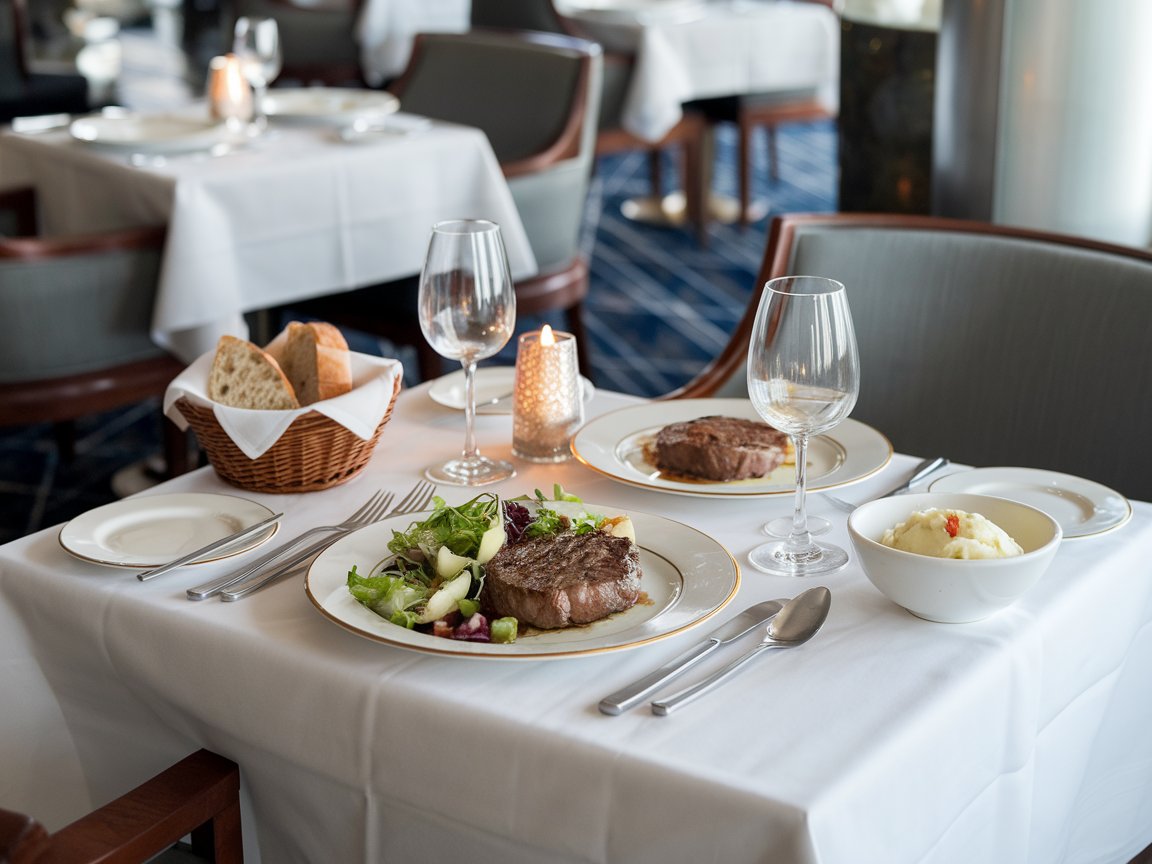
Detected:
left=483, top=530, right=641, bottom=629
left=654, top=415, right=790, bottom=481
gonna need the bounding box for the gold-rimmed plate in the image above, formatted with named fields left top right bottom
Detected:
left=571, top=398, right=892, bottom=498
left=305, top=505, right=739, bottom=659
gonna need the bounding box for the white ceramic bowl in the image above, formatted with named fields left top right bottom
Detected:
left=847, top=492, right=1062, bottom=623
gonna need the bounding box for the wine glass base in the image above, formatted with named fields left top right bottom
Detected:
left=763, top=515, right=831, bottom=538
left=426, top=455, right=515, bottom=487
left=747, top=539, right=849, bottom=577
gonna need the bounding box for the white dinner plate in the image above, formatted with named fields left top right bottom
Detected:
left=59, top=492, right=279, bottom=568
left=571, top=398, right=892, bottom=498
left=929, top=467, right=1132, bottom=539
left=263, top=88, right=400, bottom=126
left=69, top=114, right=232, bottom=154
left=305, top=505, right=740, bottom=660
left=428, top=366, right=595, bottom=415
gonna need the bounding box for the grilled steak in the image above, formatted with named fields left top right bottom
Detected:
left=654, top=415, right=789, bottom=481
left=483, top=531, right=641, bottom=629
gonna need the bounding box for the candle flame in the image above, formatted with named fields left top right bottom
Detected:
left=540, top=324, right=555, bottom=346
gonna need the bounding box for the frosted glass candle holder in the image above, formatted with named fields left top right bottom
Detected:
left=512, top=327, right=583, bottom=462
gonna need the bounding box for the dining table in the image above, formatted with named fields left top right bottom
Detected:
left=355, top=0, right=471, bottom=86
left=1, top=375, right=1150, bottom=863
left=559, top=0, right=840, bottom=143
left=0, top=104, right=536, bottom=363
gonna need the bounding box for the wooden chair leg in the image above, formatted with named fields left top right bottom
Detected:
left=738, top=117, right=752, bottom=228
left=681, top=133, right=707, bottom=247
left=767, top=125, right=780, bottom=181
left=162, top=415, right=190, bottom=479
left=416, top=341, right=444, bottom=383
left=566, top=302, right=593, bottom=383
left=648, top=150, right=664, bottom=200
left=52, top=421, right=76, bottom=462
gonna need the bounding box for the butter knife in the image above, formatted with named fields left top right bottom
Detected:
left=136, top=512, right=283, bottom=581
left=598, top=599, right=784, bottom=715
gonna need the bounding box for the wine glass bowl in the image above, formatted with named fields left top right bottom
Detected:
left=747, top=276, right=860, bottom=576
left=418, top=219, right=517, bottom=486
left=233, top=16, right=282, bottom=131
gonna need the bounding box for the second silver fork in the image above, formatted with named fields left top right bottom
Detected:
left=186, top=489, right=394, bottom=601
left=218, top=480, right=437, bottom=602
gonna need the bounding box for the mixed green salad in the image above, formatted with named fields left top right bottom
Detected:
left=345, top=485, right=634, bottom=643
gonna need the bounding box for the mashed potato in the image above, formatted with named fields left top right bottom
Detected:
left=881, top=508, right=1023, bottom=559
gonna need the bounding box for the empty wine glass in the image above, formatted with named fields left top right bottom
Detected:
left=746, top=276, right=860, bottom=576
left=233, top=16, right=281, bottom=132
left=419, top=220, right=517, bottom=486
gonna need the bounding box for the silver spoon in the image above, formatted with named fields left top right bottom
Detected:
left=651, top=586, right=831, bottom=715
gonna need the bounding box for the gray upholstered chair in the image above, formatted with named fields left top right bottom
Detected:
left=298, top=30, right=602, bottom=380
left=0, top=0, right=89, bottom=124
left=224, top=0, right=365, bottom=86
left=665, top=212, right=1152, bottom=501
left=470, top=0, right=707, bottom=244
left=0, top=187, right=189, bottom=476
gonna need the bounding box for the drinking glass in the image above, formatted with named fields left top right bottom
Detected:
left=419, top=220, right=517, bottom=486
left=233, top=16, right=281, bottom=131
left=746, top=276, right=859, bottom=576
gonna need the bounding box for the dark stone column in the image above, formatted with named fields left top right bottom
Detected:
left=837, top=16, right=937, bottom=213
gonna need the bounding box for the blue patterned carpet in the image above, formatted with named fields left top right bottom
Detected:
left=0, top=119, right=836, bottom=543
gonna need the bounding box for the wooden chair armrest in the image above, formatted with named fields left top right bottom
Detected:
left=49, top=749, right=241, bottom=863
left=0, top=225, right=167, bottom=261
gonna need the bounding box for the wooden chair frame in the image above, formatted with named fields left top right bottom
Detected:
left=0, top=749, right=242, bottom=863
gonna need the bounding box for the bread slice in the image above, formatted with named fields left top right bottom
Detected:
left=272, top=321, right=353, bottom=406
left=208, top=335, right=299, bottom=410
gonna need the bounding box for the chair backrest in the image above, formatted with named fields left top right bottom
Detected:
left=0, top=191, right=170, bottom=383
left=0, top=0, right=29, bottom=97
left=666, top=213, right=1152, bottom=501
left=391, top=30, right=602, bottom=272
left=469, top=0, right=572, bottom=35
left=226, top=0, right=363, bottom=85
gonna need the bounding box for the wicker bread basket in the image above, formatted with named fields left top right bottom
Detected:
left=174, top=375, right=400, bottom=494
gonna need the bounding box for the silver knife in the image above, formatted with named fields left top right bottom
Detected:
left=598, top=599, right=784, bottom=715
left=136, top=512, right=282, bottom=581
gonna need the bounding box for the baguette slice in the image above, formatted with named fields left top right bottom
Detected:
left=272, top=321, right=353, bottom=406
left=208, top=335, right=300, bottom=410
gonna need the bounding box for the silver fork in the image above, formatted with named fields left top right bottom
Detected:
left=186, top=489, right=394, bottom=601
left=821, top=456, right=950, bottom=512
left=218, top=480, right=437, bottom=602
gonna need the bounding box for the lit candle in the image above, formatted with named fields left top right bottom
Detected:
left=512, top=325, right=584, bottom=462
left=207, top=54, right=253, bottom=130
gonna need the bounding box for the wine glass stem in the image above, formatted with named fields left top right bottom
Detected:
left=461, top=360, right=479, bottom=460
left=787, top=433, right=812, bottom=549
left=252, top=82, right=268, bottom=128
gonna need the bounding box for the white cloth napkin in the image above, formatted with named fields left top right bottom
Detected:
left=163, top=349, right=403, bottom=460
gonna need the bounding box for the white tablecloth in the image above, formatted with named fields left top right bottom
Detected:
left=356, top=0, right=471, bottom=85
left=1, top=385, right=1151, bottom=863
left=564, top=0, right=840, bottom=142
left=0, top=115, right=535, bottom=361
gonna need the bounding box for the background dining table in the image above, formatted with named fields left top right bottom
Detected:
left=356, top=0, right=471, bottom=86
left=560, top=0, right=840, bottom=142
left=0, top=110, right=536, bottom=362
left=1, top=378, right=1150, bottom=863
